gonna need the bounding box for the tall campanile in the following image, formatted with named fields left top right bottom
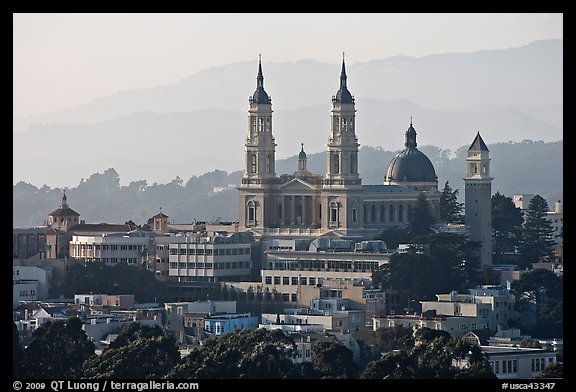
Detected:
left=464, top=132, right=493, bottom=265
left=238, top=55, right=278, bottom=229
left=324, top=53, right=361, bottom=188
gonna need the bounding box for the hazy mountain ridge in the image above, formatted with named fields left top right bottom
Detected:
left=13, top=97, right=562, bottom=188
left=13, top=140, right=562, bottom=228
left=13, top=39, right=562, bottom=131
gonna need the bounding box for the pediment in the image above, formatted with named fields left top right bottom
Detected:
left=279, top=178, right=316, bottom=191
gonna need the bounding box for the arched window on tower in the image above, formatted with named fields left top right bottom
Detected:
left=371, top=204, right=376, bottom=223
left=474, top=164, right=478, bottom=174
left=267, top=154, right=272, bottom=174
left=259, top=118, right=264, bottom=132
left=247, top=201, right=256, bottom=224
left=266, top=117, right=271, bottom=132
left=251, top=154, right=257, bottom=173
left=351, top=154, right=357, bottom=175
left=329, top=201, right=339, bottom=225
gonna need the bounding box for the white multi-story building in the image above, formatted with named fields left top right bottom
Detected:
left=69, top=229, right=155, bottom=265
left=373, top=314, right=481, bottom=337
left=167, top=232, right=252, bottom=283
left=421, top=286, right=517, bottom=331
left=261, top=238, right=391, bottom=303
left=456, top=346, right=557, bottom=379
left=13, top=266, right=50, bottom=308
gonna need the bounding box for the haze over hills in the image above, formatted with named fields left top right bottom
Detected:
left=13, top=140, right=562, bottom=228
left=13, top=39, right=562, bottom=189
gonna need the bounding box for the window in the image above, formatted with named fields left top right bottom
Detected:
left=389, top=205, right=394, bottom=222
left=282, top=294, right=289, bottom=302
left=352, top=208, right=357, bottom=222
left=371, top=204, right=376, bottom=222
left=309, top=277, right=316, bottom=286
left=540, top=359, right=545, bottom=371
left=283, top=277, right=289, bottom=285
left=380, top=205, right=385, bottom=222
left=247, top=201, right=256, bottom=223
left=513, top=360, right=517, bottom=373
left=300, top=277, right=307, bottom=285
left=351, top=153, right=357, bottom=174
left=291, top=294, right=298, bottom=302
left=495, top=361, right=499, bottom=374
left=273, top=276, right=281, bottom=285
left=532, top=359, right=535, bottom=372
left=291, top=277, right=298, bottom=285
left=251, top=154, right=257, bottom=173
left=398, top=205, right=404, bottom=222
left=333, top=153, right=340, bottom=174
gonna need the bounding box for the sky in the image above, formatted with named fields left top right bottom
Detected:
left=13, top=13, right=563, bottom=118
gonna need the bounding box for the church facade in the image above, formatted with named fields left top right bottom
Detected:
left=238, top=57, right=442, bottom=238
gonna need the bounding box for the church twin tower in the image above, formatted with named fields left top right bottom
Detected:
left=238, top=55, right=492, bottom=264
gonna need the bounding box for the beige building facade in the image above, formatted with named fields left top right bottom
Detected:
left=237, top=57, right=441, bottom=238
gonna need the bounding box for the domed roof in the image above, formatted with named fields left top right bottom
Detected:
left=385, top=121, right=437, bottom=183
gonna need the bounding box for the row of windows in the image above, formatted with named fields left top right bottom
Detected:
left=169, top=247, right=250, bottom=256
left=532, top=358, right=553, bottom=372
left=18, top=290, right=36, bottom=297
left=264, top=276, right=324, bottom=286
left=169, top=261, right=250, bottom=270
left=491, top=360, right=517, bottom=374
left=268, top=260, right=379, bottom=271
left=80, top=258, right=139, bottom=264
left=75, top=244, right=146, bottom=251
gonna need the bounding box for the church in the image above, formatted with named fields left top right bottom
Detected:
left=237, top=55, right=492, bottom=264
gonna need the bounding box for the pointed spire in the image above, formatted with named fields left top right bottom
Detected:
left=333, top=52, right=354, bottom=104
left=468, top=131, right=489, bottom=151
left=61, top=189, right=68, bottom=209
left=299, top=143, right=307, bottom=159
left=405, top=119, right=417, bottom=148
left=257, top=53, right=264, bottom=88
left=340, top=51, right=347, bottom=88
left=251, top=53, right=271, bottom=104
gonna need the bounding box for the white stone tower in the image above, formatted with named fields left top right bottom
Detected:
left=323, top=53, right=361, bottom=189
left=464, top=132, right=493, bottom=265
left=238, top=55, right=278, bottom=229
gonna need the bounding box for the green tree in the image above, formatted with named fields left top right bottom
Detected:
left=362, top=329, right=496, bottom=379
left=510, top=269, right=563, bottom=338
left=377, top=226, right=411, bottom=250
left=534, top=363, right=563, bottom=379
left=83, top=335, right=181, bottom=379
left=408, top=192, right=435, bottom=237
left=374, top=325, right=413, bottom=352
left=439, top=181, right=464, bottom=224
left=64, top=262, right=169, bottom=303
left=167, top=328, right=299, bottom=379
left=491, top=192, right=524, bottom=262
left=108, top=322, right=164, bottom=349
left=312, top=342, right=359, bottom=379
left=13, top=322, right=24, bottom=379
left=373, top=232, right=482, bottom=303
left=518, top=195, right=555, bottom=267
left=23, top=317, right=95, bottom=379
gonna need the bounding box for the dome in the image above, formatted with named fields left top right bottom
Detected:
left=252, top=87, right=271, bottom=104
left=385, top=121, right=437, bottom=183
left=385, top=148, right=437, bottom=183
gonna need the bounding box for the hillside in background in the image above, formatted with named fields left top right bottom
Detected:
left=13, top=40, right=562, bottom=189
left=13, top=140, right=562, bottom=228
